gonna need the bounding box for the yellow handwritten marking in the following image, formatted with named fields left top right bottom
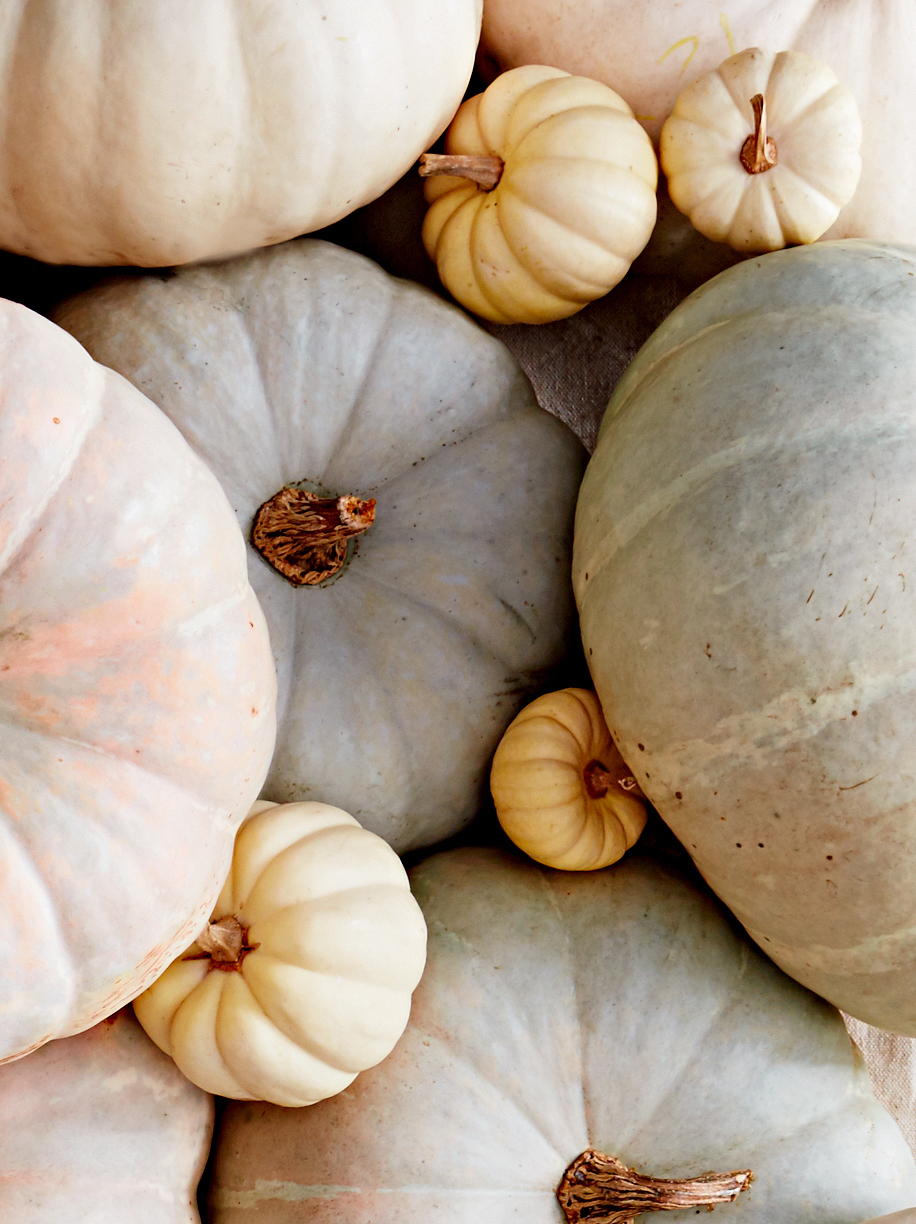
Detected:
left=720, top=12, right=736, bottom=55
left=657, top=35, right=700, bottom=73
left=634, top=114, right=658, bottom=122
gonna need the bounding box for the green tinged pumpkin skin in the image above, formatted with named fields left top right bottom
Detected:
left=574, top=239, right=916, bottom=1034
left=205, top=847, right=916, bottom=1222
left=54, top=239, right=586, bottom=855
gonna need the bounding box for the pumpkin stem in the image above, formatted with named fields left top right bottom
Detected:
left=740, top=94, right=777, bottom=174
left=583, top=760, right=645, bottom=802
left=195, top=916, right=257, bottom=971
left=556, top=1149, right=752, bottom=1224
left=419, top=152, right=504, bottom=191
left=251, top=487, right=376, bottom=586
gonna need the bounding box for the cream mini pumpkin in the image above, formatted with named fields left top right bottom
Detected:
left=479, top=2, right=915, bottom=263
left=573, top=238, right=916, bottom=1034
left=0, top=298, right=276, bottom=1065
left=490, top=687, right=647, bottom=869
left=134, top=800, right=427, bottom=1107
left=660, top=47, right=862, bottom=251
left=54, top=239, right=586, bottom=855
left=0, top=1008, right=213, bottom=1222
left=421, top=65, right=658, bottom=324
left=0, top=0, right=482, bottom=267
left=206, top=846, right=916, bottom=1222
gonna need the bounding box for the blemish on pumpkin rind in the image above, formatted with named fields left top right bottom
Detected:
left=657, top=35, right=700, bottom=73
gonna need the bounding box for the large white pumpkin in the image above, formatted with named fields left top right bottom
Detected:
left=55, top=240, right=586, bottom=854
left=0, top=1008, right=213, bottom=1223
left=480, top=2, right=915, bottom=256
left=0, top=299, right=276, bottom=1064
left=0, top=0, right=482, bottom=266
left=573, top=239, right=916, bottom=1034
left=206, top=846, right=916, bottom=1222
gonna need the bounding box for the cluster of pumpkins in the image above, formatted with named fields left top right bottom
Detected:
left=3, top=2, right=916, bottom=1221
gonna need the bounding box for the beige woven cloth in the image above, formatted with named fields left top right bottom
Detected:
left=485, top=269, right=916, bottom=1163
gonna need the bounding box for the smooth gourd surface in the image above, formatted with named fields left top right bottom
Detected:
left=0, top=1008, right=213, bottom=1223
left=480, top=1, right=915, bottom=253
left=134, top=800, right=428, bottom=1107
left=574, top=239, right=916, bottom=1033
left=54, top=239, right=586, bottom=854
left=0, top=0, right=482, bottom=266
left=422, top=65, right=658, bottom=323
left=206, top=846, right=916, bottom=1222
left=0, top=299, right=276, bottom=1063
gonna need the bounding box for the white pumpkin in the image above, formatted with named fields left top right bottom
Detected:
left=134, top=800, right=427, bottom=1107
left=0, top=1008, right=213, bottom=1223
left=573, top=238, right=916, bottom=1034
left=205, top=846, right=916, bottom=1222
left=54, top=239, right=586, bottom=855
left=0, top=0, right=482, bottom=266
left=420, top=65, right=658, bottom=323
left=660, top=47, right=862, bottom=251
left=480, top=2, right=916, bottom=259
left=0, top=297, right=276, bottom=1064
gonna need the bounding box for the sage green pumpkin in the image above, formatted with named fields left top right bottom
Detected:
left=574, top=239, right=916, bottom=1034
left=206, top=846, right=916, bottom=1222
left=55, top=239, right=586, bottom=854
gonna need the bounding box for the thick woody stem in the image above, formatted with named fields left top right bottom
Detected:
left=419, top=152, right=505, bottom=191
left=195, top=916, right=256, bottom=971
left=740, top=94, right=777, bottom=174
left=557, top=1149, right=752, bottom=1224
left=251, top=487, right=376, bottom=586
left=583, top=760, right=646, bottom=802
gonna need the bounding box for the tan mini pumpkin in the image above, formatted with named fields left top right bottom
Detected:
left=421, top=64, right=658, bottom=323
left=490, top=687, right=647, bottom=869
left=660, top=47, right=862, bottom=252
left=134, top=800, right=427, bottom=1107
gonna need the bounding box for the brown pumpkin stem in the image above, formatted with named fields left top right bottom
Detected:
left=583, top=760, right=646, bottom=802
left=195, top=916, right=258, bottom=971
left=251, top=487, right=376, bottom=586
left=556, top=1149, right=753, bottom=1224
left=740, top=94, right=777, bottom=174
left=419, top=152, right=504, bottom=191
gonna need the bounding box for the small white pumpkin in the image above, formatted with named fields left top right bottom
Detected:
left=421, top=64, right=658, bottom=323
left=134, top=800, right=427, bottom=1107
left=660, top=47, right=862, bottom=252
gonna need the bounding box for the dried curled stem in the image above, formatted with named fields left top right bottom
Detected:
left=740, top=94, right=777, bottom=174
left=556, top=1149, right=752, bottom=1224
left=583, top=760, right=645, bottom=802
left=194, top=916, right=258, bottom=972
left=251, top=487, right=376, bottom=586
left=419, top=152, right=504, bottom=191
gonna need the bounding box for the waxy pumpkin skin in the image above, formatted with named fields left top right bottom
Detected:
left=480, top=2, right=915, bottom=264
left=205, top=847, right=916, bottom=1222
left=574, top=239, right=916, bottom=1034
left=0, top=1008, right=213, bottom=1223
left=0, top=299, right=276, bottom=1063
left=0, top=0, right=483, bottom=267
left=55, top=239, right=586, bottom=855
